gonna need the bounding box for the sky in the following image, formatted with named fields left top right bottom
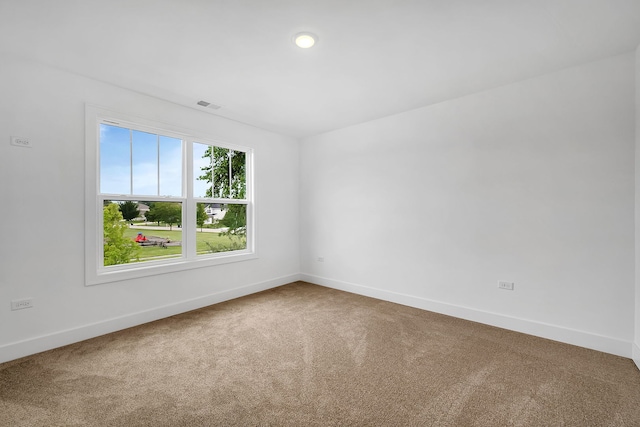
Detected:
left=100, top=123, right=213, bottom=198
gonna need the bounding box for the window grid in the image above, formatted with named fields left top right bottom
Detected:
left=86, top=106, right=255, bottom=285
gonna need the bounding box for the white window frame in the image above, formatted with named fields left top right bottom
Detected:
left=85, top=105, right=256, bottom=285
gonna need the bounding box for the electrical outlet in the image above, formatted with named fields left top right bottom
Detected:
left=317, top=257, right=324, bottom=262
left=498, top=281, right=514, bottom=291
left=11, top=298, right=33, bottom=311
left=10, top=136, right=32, bottom=148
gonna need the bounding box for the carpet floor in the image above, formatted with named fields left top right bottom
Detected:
left=1, top=282, right=639, bottom=426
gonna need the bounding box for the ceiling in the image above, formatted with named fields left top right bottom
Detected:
left=1, top=0, right=640, bottom=138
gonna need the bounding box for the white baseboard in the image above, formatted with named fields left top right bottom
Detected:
left=3, top=273, right=632, bottom=365
left=633, top=342, right=640, bottom=371
left=301, top=274, right=632, bottom=358
left=0, top=273, right=300, bottom=364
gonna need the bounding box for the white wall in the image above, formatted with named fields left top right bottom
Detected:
left=634, top=45, right=640, bottom=369
left=0, top=54, right=300, bottom=363
left=300, top=53, right=636, bottom=357
left=1, top=51, right=636, bottom=364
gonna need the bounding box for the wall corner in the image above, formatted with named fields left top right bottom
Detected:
left=634, top=44, right=640, bottom=367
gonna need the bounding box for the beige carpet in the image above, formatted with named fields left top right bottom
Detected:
left=1, top=282, right=639, bottom=426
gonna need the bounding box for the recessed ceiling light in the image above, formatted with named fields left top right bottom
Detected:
left=294, top=32, right=317, bottom=49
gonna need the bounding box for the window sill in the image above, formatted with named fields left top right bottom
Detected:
left=86, top=251, right=258, bottom=286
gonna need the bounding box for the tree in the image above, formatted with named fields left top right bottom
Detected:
left=196, top=204, right=208, bottom=231
left=220, top=205, right=246, bottom=237
left=103, top=203, right=139, bottom=266
left=146, top=202, right=182, bottom=230
left=198, top=147, right=246, bottom=199
left=144, top=203, right=160, bottom=225
left=198, top=148, right=246, bottom=240
left=218, top=204, right=247, bottom=250
left=118, top=200, right=140, bottom=222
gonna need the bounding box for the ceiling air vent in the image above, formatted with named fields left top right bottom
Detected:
left=197, top=100, right=222, bottom=110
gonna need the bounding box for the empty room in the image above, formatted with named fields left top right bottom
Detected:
left=1, top=0, right=640, bottom=425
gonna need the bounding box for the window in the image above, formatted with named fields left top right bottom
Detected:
left=85, top=106, right=255, bottom=285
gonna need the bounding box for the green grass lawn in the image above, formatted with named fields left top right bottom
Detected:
left=123, top=228, right=246, bottom=261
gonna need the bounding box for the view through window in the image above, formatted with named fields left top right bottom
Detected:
left=94, top=118, right=252, bottom=277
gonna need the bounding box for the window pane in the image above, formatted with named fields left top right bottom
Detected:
left=100, top=124, right=130, bottom=194
left=132, top=130, right=158, bottom=195
left=103, top=200, right=183, bottom=267
left=211, top=147, right=229, bottom=198
left=193, top=142, right=211, bottom=198
left=195, top=203, right=247, bottom=254
left=193, top=144, right=246, bottom=199
left=91, top=108, right=255, bottom=283
left=159, top=136, right=182, bottom=196
left=228, top=150, right=246, bottom=199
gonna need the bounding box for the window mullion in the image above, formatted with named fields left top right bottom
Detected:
left=89, top=105, right=254, bottom=285
left=184, top=139, right=196, bottom=259
left=129, top=129, right=133, bottom=195
left=157, top=134, right=160, bottom=196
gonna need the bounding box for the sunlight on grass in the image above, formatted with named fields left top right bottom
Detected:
left=122, top=227, right=245, bottom=263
